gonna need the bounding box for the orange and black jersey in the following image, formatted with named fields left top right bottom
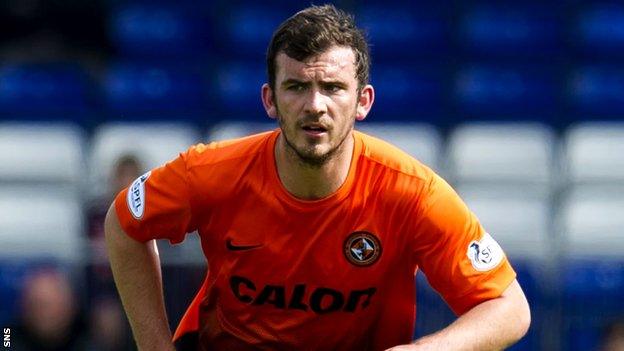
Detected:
left=115, top=130, right=516, bottom=350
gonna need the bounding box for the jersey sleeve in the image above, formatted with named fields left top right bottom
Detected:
left=412, top=173, right=516, bottom=315
left=114, top=151, right=195, bottom=244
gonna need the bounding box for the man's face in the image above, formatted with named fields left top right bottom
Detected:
left=267, top=46, right=366, bottom=166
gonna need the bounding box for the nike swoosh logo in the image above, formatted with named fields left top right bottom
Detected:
left=226, top=239, right=263, bottom=251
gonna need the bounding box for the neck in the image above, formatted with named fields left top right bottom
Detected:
left=275, top=133, right=354, bottom=200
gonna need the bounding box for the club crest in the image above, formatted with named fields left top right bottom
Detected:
left=344, top=231, right=382, bottom=267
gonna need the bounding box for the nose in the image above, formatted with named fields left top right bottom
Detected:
left=304, top=90, right=327, bottom=116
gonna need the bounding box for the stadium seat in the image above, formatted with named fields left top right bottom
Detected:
left=370, top=64, right=446, bottom=121
left=88, top=122, right=200, bottom=200
left=0, top=63, right=93, bottom=120
left=0, top=186, right=84, bottom=262
left=0, top=122, right=86, bottom=191
left=559, top=188, right=624, bottom=258
left=575, top=3, right=624, bottom=57
left=567, top=66, right=624, bottom=117
left=108, top=3, right=212, bottom=59
left=211, top=62, right=267, bottom=118
left=563, top=122, right=624, bottom=186
left=356, top=122, right=442, bottom=171
left=453, top=65, right=558, bottom=119
left=103, top=63, right=207, bottom=116
left=447, top=123, right=556, bottom=196
left=558, top=188, right=624, bottom=351
left=207, top=121, right=277, bottom=141
left=214, top=3, right=297, bottom=60
left=458, top=4, right=562, bottom=58
left=355, top=3, right=450, bottom=59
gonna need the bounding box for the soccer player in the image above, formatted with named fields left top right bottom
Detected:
left=105, top=5, right=530, bottom=350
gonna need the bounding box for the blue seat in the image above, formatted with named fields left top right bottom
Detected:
left=0, top=63, right=93, bottom=118
left=567, top=65, right=624, bottom=118
left=576, top=3, right=624, bottom=57
left=370, top=64, right=445, bottom=122
left=103, top=63, right=207, bottom=118
left=211, top=61, right=267, bottom=119
left=355, top=4, right=449, bottom=59
left=453, top=65, right=558, bottom=119
left=215, top=3, right=297, bottom=61
left=561, top=260, right=624, bottom=351
left=108, top=4, right=213, bottom=59
left=458, top=4, right=562, bottom=59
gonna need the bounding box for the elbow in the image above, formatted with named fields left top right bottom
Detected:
left=503, top=279, right=531, bottom=344
left=512, top=292, right=531, bottom=343
left=517, top=300, right=531, bottom=340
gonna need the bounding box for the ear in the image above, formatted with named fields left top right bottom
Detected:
left=261, top=83, right=278, bottom=119
left=355, top=84, right=374, bottom=121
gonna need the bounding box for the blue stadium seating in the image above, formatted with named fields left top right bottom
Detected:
left=458, top=4, right=563, bottom=59
left=453, top=65, right=559, bottom=120
left=575, top=3, right=624, bottom=58
left=214, top=2, right=299, bottom=61
left=355, top=3, right=450, bottom=60
left=561, top=260, right=624, bottom=351
left=0, top=63, right=94, bottom=124
left=103, top=62, right=207, bottom=121
left=370, top=64, right=446, bottom=122
left=211, top=61, right=267, bottom=119
left=108, top=3, right=213, bottom=60
left=567, top=65, right=624, bottom=118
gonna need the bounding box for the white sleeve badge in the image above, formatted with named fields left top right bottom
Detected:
left=467, top=233, right=504, bottom=272
left=127, top=171, right=151, bottom=219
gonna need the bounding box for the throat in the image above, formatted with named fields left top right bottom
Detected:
left=275, top=134, right=354, bottom=200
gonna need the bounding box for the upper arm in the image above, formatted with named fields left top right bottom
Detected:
left=113, top=152, right=195, bottom=244
left=412, top=174, right=517, bottom=315
left=501, top=279, right=530, bottom=317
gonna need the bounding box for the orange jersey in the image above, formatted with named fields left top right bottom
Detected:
left=115, top=130, right=516, bottom=350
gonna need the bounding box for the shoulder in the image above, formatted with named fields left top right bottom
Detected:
left=183, top=130, right=275, bottom=169
left=355, top=130, right=434, bottom=182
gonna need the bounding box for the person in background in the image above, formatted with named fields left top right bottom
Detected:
left=85, top=154, right=143, bottom=351
left=12, top=268, right=87, bottom=351
left=602, top=319, right=624, bottom=351
left=87, top=153, right=144, bottom=293
left=83, top=296, right=131, bottom=351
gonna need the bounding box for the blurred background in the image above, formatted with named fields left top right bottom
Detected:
left=0, top=0, right=623, bottom=350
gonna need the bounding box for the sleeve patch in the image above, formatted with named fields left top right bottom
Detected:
left=127, top=171, right=151, bottom=219
left=467, top=233, right=504, bottom=272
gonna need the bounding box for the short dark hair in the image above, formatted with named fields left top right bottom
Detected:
left=266, top=4, right=370, bottom=91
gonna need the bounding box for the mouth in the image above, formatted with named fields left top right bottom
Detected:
left=301, top=123, right=328, bottom=137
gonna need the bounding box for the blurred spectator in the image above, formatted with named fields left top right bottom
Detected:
left=88, top=153, right=143, bottom=260
left=83, top=296, right=131, bottom=351
left=12, top=268, right=87, bottom=351
left=86, top=153, right=143, bottom=297
left=82, top=154, right=142, bottom=351
left=602, top=319, right=624, bottom=351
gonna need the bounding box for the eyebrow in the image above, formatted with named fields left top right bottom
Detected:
left=280, top=78, right=348, bottom=87
left=281, top=78, right=307, bottom=87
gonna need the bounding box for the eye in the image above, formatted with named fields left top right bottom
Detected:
left=287, top=84, right=305, bottom=92
left=324, top=84, right=342, bottom=93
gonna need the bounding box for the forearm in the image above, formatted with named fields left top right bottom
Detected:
left=393, top=280, right=530, bottom=351
left=104, top=204, right=176, bottom=351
